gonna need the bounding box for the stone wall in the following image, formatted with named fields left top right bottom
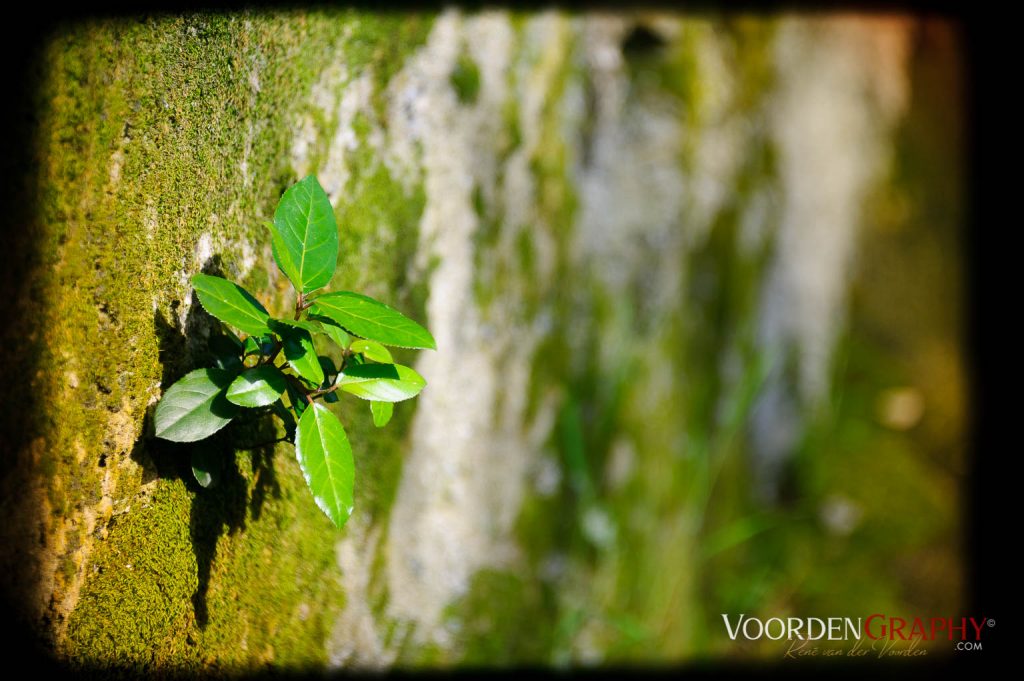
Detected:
left=0, top=9, right=964, bottom=672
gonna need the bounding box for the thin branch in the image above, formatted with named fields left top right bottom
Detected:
left=307, top=381, right=341, bottom=400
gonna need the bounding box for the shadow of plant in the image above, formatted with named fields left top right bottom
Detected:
left=140, top=256, right=283, bottom=629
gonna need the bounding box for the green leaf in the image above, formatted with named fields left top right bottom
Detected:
left=319, top=357, right=339, bottom=402
left=276, top=317, right=354, bottom=354
left=337, top=363, right=426, bottom=402
left=270, top=320, right=324, bottom=386
left=212, top=353, right=243, bottom=374
left=272, top=399, right=297, bottom=441
left=272, top=176, right=339, bottom=294
left=318, top=356, right=337, bottom=380
left=192, top=274, right=272, bottom=336
left=154, top=368, right=239, bottom=442
left=222, top=327, right=245, bottom=352
left=295, top=403, right=355, bottom=528
left=243, top=334, right=275, bottom=357
left=268, top=220, right=300, bottom=291
left=309, top=292, right=435, bottom=349
left=207, top=333, right=241, bottom=374
left=209, top=333, right=243, bottom=373
left=226, top=366, right=288, bottom=408
left=370, top=401, right=393, bottom=428
left=309, top=315, right=351, bottom=350
left=209, top=333, right=240, bottom=358
left=286, top=382, right=309, bottom=418
left=243, top=336, right=260, bottom=357
left=191, top=446, right=220, bottom=489
left=273, top=317, right=322, bottom=336
left=350, top=339, right=393, bottom=363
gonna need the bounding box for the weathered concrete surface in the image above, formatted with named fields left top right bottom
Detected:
left=0, top=9, right=964, bottom=672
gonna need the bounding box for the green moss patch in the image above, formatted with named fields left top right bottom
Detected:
left=22, top=10, right=433, bottom=669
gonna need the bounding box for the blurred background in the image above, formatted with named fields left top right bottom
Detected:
left=0, top=8, right=966, bottom=671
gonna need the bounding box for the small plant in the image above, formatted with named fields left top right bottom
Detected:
left=154, top=176, right=435, bottom=529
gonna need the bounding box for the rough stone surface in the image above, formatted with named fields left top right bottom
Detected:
left=0, top=9, right=963, bottom=672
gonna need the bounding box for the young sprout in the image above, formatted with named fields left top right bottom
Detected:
left=154, top=176, right=435, bottom=529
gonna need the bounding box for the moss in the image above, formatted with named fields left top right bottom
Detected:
left=502, top=94, right=523, bottom=157
left=443, top=570, right=556, bottom=666
left=504, top=19, right=795, bottom=664
left=470, top=183, right=503, bottom=312
left=520, top=21, right=579, bottom=420
left=192, top=446, right=346, bottom=672
left=21, top=10, right=434, bottom=670
left=458, top=18, right=588, bottom=666
left=339, top=12, right=434, bottom=121
left=327, top=110, right=428, bottom=524
left=720, top=17, right=779, bottom=114
left=33, top=11, right=347, bottom=496
left=64, top=482, right=199, bottom=671
left=515, top=228, right=536, bottom=280
left=450, top=52, right=482, bottom=105
left=334, top=112, right=427, bottom=310
left=339, top=384, right=417, bottom=525
left=63, top=445, right=347, bottom=673
left=628, top=22, right=701, bottom=120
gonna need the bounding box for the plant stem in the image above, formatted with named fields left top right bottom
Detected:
left=307, top=382, right=341, bottom=400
